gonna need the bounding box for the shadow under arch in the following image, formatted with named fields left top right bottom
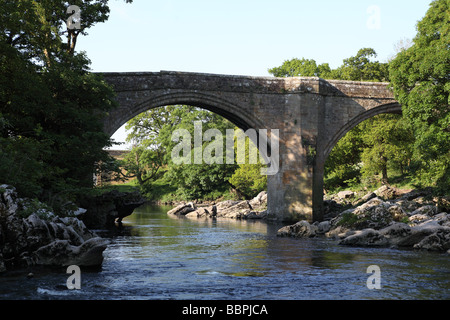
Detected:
left=323, top=102, right=403, bottom=160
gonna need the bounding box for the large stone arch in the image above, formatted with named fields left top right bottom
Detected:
left=103, top=90, right=266, bottom=138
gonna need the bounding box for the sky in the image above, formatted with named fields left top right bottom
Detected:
left=75, top=0, right=433, bottom=148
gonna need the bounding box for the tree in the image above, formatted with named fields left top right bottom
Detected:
left=324, top=125, right=364, bottom=190
left=268, top=58, right=332, bottom=78
left=389, top=0, right=449, bottom=191
left=123, top=106, right=241, bottom=200
left=359, top=115, right=414, bottom=185
left=228, top=154, right=267, bottom=199
left=330, top=48, right=389, bottom=82
left=0, top=1, right=132, bottom=208
left=268, top=48, right=388, bottom=81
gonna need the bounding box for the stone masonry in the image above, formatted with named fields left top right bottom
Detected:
left=101, top=71, right=401, bottom=222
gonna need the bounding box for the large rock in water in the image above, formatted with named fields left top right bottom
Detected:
left=179, top=191, right=268, bottom=220
left=277, top=221, right=318, bottom=238
left=34, top=238, right=109, bottom=267
left=79, top=190, right=146, bottom=229
left=328, top=192, right=450, bottom=251
left=338, top=229, right=389, bottom=247
left=167, top=202, right=196, bottom=216
left=0, top=185, right=109, bottom=271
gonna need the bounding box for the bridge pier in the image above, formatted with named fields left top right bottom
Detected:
left=264, top=93, right=325, bottom=223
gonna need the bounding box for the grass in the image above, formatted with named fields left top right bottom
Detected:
left=93, top=180, right=140, bottom=195
left=95, top=176, right=243, bottom=204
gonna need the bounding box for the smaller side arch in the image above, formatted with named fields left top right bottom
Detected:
left=323, top=103, right=402, bottom=159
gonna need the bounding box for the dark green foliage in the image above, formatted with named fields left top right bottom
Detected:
left=0, top=1, right=132, bottom=210
left=122, top=105, right=269, bottom=201
left=389, top=0, right=449, bottom=193
left=270, top=13, right=447, bottom=194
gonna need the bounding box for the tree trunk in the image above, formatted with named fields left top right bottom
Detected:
left=381, top=156, right=388, bottom=185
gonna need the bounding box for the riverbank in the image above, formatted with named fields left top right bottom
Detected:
left=278, top=185, right=450, bottom=253
left=0, top=185, right=146, bottom=272
left=0, top=185, right=108, bottom=272
left=166, top=191, right=268, bottom=220
left=166, top=185, right=450, bottom=253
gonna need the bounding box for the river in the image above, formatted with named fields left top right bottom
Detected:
left=0, top=203, right=448, bottom=300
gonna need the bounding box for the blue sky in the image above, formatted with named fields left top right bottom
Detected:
left=76, top=0, right=433, bottom=145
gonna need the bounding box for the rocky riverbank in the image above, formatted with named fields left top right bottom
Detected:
left=0, top=185, right=146, bottom=273
left=278, top=186, right=450, bottom=253
left=167, top=191, right=268, bottom=220
left=0, top=185, right=108, bottom=272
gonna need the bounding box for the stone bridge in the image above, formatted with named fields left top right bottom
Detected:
left=101, top=71, right=401, bottom=222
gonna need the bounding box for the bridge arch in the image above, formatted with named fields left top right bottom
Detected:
left=104, top=90, right=266, bottom=138
left=323, top=102, right=403, bottom=160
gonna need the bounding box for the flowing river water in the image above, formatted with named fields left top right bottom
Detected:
left=0, top=203, right=449, bottom=300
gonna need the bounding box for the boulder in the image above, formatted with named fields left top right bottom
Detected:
left=0, top=185, right=19, bottom=216
left=396, top=220, right=448, bottom=247
left=339, top=229, right=389, bottom=247
left=79, top=190, right=146, bottom=228
left=277, top=221, right=317, bottom=238
left=331, top=198, right=394, bottom=231
left=183, top=192, right=268, bottom=220
left=433, top=212, right=450, bottom=226
left=409, top=205, right=439, bottom=217
left=218, top=200, right=252, bottom=219
left=408, top=214, right=430, bottom=224
left=388, top=205, right=408, bottom=222
left=325, top=225, right=351, bottom=239
left=379, top=223, right=412, bottom=245
left=249, top=191, right=267, bottom=210
left=337, top=191, right=355, bottom=199
left=393, top=199, right=421, bottom=213
left=0, top=185, right=110, bottom=271
left=33, top=237, right=109, bottom=267
left=186, top=205, right=216, bottom=219
left=361, top=191, right=377, bottom=203
left=167, top=202, right=196, bottom=216
left=317, top=220, right=331, bottom=234
left=413, top=230, right=450, bottom=252
left=374, top=185, right=398, bottom=200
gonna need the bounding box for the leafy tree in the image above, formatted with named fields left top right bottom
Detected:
left=268, top=58, right=332, bottom=78
left=268, top=48, right=388, bottom=81
left=389, top=0, right=449, bottom=192
left=359, top=115, right=414, bottom=185
left=0, top=1, right=132, bottom=208
left=228, top=161, right=267, bottom=199
left=329, top=48, right=389, bottom=82
left=324, top=125, right=364, bottom=190
left=123, top=106, right=241, bottom=200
